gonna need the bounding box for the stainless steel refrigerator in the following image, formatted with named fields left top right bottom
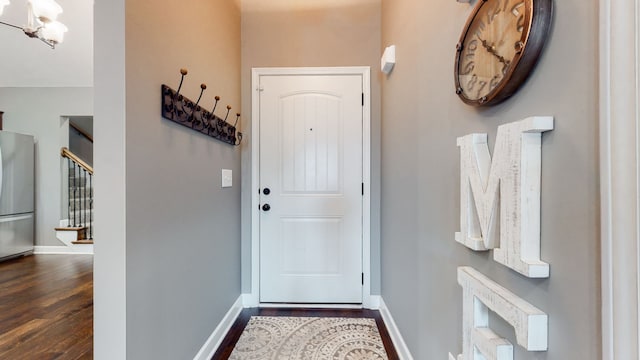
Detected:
left=0, top=131, right=34, bottom=261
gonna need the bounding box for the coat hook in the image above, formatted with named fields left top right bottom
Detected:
left=234, top=132, right=243, bottom=146
left=175, top=68, right=188, bottom=99
left=211, top=95, right=220, bottom=115
left=224, top=105, right=232, bottom=122
left=189, top=83, right=207, bottom=122
left=170, top=68, right=189, bottom=118
left=233, top=113, right=241, bottom=128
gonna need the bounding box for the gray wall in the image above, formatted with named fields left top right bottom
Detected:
left=0, top=88, right=93, bottom=246
left=240, top=0, right=382, bottom=294
left=380, top=0, right=600, bottom=358
left=69, top=117, right=93, bottom=166
left=124, top=0, right=242, bottom=359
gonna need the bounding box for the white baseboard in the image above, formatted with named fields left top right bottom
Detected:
left=242, top=293, right=259, bottom=308
left=366, top=295, right=381, bottom=310
left=34, top=246, right=94, bottom=255
left=193, top=295, right=244, bottom=360
left=379, top=297, right=414, bottom=360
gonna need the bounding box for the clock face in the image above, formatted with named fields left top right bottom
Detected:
left=454, top=0, right=553, bottom=106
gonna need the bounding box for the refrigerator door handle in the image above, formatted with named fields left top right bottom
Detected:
left=0, top=213, right=33, bottom=223
left=0, top=144, right=3, bottom=200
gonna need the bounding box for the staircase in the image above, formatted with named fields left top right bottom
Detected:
left=56, top=147, right=94, bottom=251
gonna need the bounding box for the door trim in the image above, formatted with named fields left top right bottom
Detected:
left=249, top=67, right=373, bottom=308
left=600, top=0, right=640, bottom=358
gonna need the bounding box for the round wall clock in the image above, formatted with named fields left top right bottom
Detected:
left=454, top=0, right=553, bottom=106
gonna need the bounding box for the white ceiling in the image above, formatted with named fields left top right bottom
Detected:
left=0, top=0, right=93, bottom=87
left=0, top=0, right=381, bottom=87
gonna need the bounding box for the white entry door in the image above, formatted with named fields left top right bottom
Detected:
left=258, top=73, right=363, bottom=304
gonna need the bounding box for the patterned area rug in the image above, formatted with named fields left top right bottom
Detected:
left=229, top=316, right=389, bottom=360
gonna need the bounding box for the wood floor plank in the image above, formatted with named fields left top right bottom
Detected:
left=0, top=254, right=93, bottom=359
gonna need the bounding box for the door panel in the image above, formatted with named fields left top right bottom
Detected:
left=259, top=74, right=363, bottom=304
left=280, top=217, right=342, bottom=275
left=0, top=132, right=35, bottom=215
left=281, top=94, right=342, bottom=194
left=0, top=214, right=34, bottom=259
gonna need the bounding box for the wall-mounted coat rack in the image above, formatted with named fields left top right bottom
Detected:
left=161, top=68, right=242, bottom=146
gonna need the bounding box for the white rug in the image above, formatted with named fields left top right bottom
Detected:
left=229, top=316, right=389, bottom=360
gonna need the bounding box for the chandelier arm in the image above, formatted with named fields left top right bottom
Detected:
left=38, top=37, right=55, bottom=49
left=0, top=20, right=24, bottom=30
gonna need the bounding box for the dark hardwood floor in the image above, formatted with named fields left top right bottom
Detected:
left=0, top=255, right=399, bottom=359
left=212, top=307, right=400, bottom=360
left=0, top=254, right=93, bottom=360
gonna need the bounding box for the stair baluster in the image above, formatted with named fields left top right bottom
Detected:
left=61, top=147, right=94, bottom=241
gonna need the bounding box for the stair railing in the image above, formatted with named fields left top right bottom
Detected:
left=61, top=147, right=93, bottom=240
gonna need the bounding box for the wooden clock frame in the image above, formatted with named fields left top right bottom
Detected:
left=454, top=0, right=554, bottom=106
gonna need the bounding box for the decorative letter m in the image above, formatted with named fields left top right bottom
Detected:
left=455, top=117, right=553, bottom=278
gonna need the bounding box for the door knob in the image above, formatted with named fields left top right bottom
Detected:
left=262, top=204, right=271, bottom=211
left=263, top=188, right=271, bottom=195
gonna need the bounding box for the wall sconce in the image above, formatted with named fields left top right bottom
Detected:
left=0, top=0, right=68, bottom=49
left=381, top=45, right=396, bottom=74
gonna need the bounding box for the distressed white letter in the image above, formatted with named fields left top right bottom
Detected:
left=455, top=117, right=553, bottom=278
left=449, top=267, right=548, bottom=360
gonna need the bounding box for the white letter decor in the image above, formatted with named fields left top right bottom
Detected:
left=448, top=267, right=548, bottom=360
left=455, top=116, right=553, bottom=278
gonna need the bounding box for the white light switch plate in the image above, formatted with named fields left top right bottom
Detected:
left=221, top=169, right=232, bottom=188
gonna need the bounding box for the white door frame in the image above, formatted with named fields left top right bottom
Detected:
left=249, top=67, right=373, bottom=308
left=600, top=0, right=640, bottom=358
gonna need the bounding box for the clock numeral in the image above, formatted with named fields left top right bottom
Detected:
left=460, top=61, right=475, bottom=76
left=474, top=20, right=487, bottom=39
left=476, top=80, right=488, bottom=98
left=465, top=39, right=478, bottom=60
left=486, top=1, right=502, bottom=24
left=467, top=74, right=478, bottom=90
left=511, top=1, right=526, bottom=33
left=501, top=60, right=511, bottom=75
left=511, top=1, right=525, bottom=17
left=490, top=75, right=501, bottom=90
left=467, top=39, right=478, bottom=52
left=517, top=14, right=525, bottom=32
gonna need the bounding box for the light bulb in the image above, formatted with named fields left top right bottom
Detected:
left=0, top=0, right=10, bottom=17
left=28, top=0, right=63, bottom=23
left=41, top=20, right=67, bottom=44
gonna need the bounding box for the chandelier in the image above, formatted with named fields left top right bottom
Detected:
left=0, top=0, right=68, bottom=49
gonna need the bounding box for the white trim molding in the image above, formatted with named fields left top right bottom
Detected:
left=34, top=246, right=94, bottom=255
left=379, top=297, right=414, bottom=360
left=600, top=0, right=640, bottom=358
left=250, top=67, right=373, bottom=307
left=192, top=296, right=244, bottom=360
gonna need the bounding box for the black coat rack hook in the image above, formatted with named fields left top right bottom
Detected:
left=234, top=131, right=243, bottom=146
left=224, top=105, right=232, bottom=122
left=176, top=68, right=188, bottom=97
left=161, top=67, right=240, bottom=146
left=233, top=113, right=243, bottom=146
left=211, top=95, right=220, bottom=115
left=188, top=83, right=207, bottom=122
